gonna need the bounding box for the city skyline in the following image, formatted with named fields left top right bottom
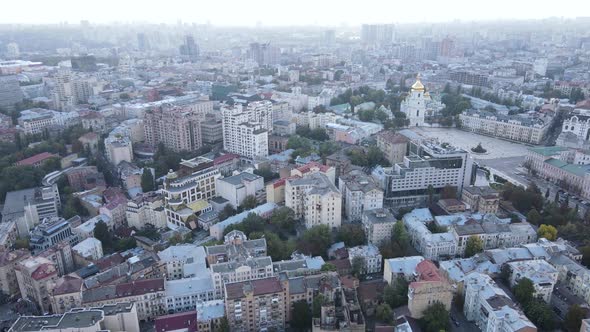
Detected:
left=2, top=0, right=589, bottom=26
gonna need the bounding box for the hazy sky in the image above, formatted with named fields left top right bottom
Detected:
left=2, top=0, right=589, bottom=26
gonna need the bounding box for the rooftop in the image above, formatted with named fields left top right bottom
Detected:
left=225, top=277, right=283, bottom=300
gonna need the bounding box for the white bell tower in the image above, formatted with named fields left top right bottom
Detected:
left=401, top=74, right=427, bottom=127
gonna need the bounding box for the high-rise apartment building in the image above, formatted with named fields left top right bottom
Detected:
left=224, top=277, right=286, bottom=332
left=285, top=173, right=342, bottom=229
left=361, top=24, right=394, bottom=44
left=339, top=170, right=383, bottom=222
left=144, top=105, right=206, bottom=152
left=53, top=63, right=76, bottom=111
left=180, top=35, right=199, bottom=62
left=0, top=75, right=23, bottom=111
left=222, top=101, right=272, bottom=159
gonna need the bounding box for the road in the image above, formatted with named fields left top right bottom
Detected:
left=475, top=156, right=530, bottom=188
left=449, top=303, right=478, bottom=332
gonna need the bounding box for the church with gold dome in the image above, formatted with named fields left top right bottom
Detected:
left=401, top=75, right=430, bottom=127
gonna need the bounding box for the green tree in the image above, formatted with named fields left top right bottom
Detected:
left=375, top=303, right=393, bottom=323
left=392, top=220, right=409, bottom=251
left=93, top=220, right=113, bottom=250
left=241, top=195, right=258, bottom=209
left=13, top=237, right=30, bottom=250
left=312, top=294, right=326, bottom=317
left=427, top=184, right=435, bottom=204
left=581, top=246, right=590, bottom=268
left=537, top=224, right=557, bottom=240
left=524, top=301, right=555, bottom=330
left=526, top=209, right=542, bottom=225
left=270, top=207, right=296, bottom=235
left=215, top=317, right=230, bottom=332
left=513, top=278, right=535, bottom=305
left=141, top=168, right=155, bottom=192
left=351, top=256, right=365, bottom=278
left=218, top=204, right=237, bottom=221
left=249, top=231, right=294, bottom=261
left=336, top=224, right=366, bottom=247
left=384, top=277, right=409, bottom=308
left=420, top=302, right=450, bottom=332
left=297, top=225, right=332, bottom=257
left=321, top=263, right=337, bottom=272
left=222, top=213, right=265, bottom=237
left=253, top=166, right=279, bottom=182
left=464, top=236, right=483, bottom=257
left=291, top=300, right=313, bottom=330
left=565, top=304, right=585, bottom=332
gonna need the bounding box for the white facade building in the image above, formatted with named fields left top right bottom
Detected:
left=216, top=172, right=264, bottom=208
left=72, top=237, right=103, bottom=260
left=105, top=136, right=133, bottom=166
left=285, top=173, right=342, bottom=229
left=384, top=140, right=474, bottom=207
left=339, top=170, right=384, bottom=222
left=362, top=208, right=396, bottom=246
left=507, top=260, right=558, bottom=303
left=348, top=244, right=382, bottom=275
left=464, top=273, right=536, bottom=332
left=222, top=101, right=272, bottom=159
left=401, top=77, right=428, bottom=127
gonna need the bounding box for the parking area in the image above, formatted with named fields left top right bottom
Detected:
left=409, top=127, right=532, bottom=160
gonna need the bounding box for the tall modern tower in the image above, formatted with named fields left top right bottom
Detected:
left=180, top=35, right=199, bottom=62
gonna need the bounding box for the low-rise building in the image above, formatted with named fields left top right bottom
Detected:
left=339, top=170, right=383, bottom=222
left=376, top=130, right=409, bottom=164
left=29, top=217, right=78, bottom=253
left=72, top=237, right=103, bottom=261
left=216, top=172, right=264, bottom=208
left=0, top=221, right=18, bottom=251
left=10, top=302, right=140, bottom=332
left=0, top=249, right=30, bottom=296
left=158, top=244, right=207, bottom=280
left=348, top=244, right=382, bottom=275
left=461, top=186, right=500, bottom=214
left=460, top=109, right=551, bottom=145
left=125, top=191, right=167, bottom=230
left=506, top=260, right=558, bottom=303
left=1, top=185, right=60, bottom=237
left=383, top=256, right=425, bottom=284
left=362, top=208, right=396, bottom=246
left=464, top=272, right=537, bottom=332
left=15, top=256, right=59, bottom=313
left=164, top=276, right=217, bottom=313
left=80, top=279, right=166, bottom=321
left=408, top=260, right=453, bottom=318
left=196, top=300, right=225, bottom=332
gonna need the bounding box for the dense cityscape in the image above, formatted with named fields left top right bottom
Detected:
left=1, top=10, right=590, bottom=332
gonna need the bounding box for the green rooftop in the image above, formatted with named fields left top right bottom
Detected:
left=528, top=146, right=568, bottom=156
left=545, top=158, right=590, bottom=177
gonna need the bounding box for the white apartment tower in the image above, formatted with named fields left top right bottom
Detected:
left=53, top=63, right=76, bottom=111
left=222, top=101, right=272, bottom=159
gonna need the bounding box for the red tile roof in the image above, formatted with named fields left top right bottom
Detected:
left=213, top=153, right=240, bottom=165
left=155, top=311, right=197, bottom=332
left=53, top=275, right=84, bottom=295
left=31, top=263, right=58, bottom=280
left=16, top=152, right=56, bottom=166
left=225, top=277, right=283, bottom=300
left=409, top=260, right=444, bottom=291
left=115, top=279, right=165, bottom=297
left=296, top=161, right=331, bottom=174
